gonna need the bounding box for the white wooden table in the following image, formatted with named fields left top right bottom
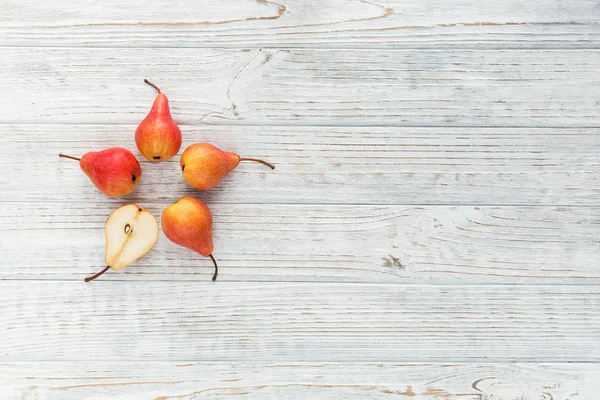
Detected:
left=1, top=0, right=599, bottom=398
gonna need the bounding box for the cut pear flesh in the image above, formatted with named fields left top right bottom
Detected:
left=105, top=204, right=159, bottom=270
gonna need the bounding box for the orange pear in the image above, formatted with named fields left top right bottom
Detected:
left=180, top=143, right=274, bottom=190
left=162, top=196, right=219, bottom=281
left=135, top=79, right=182, bottom=162
left=59, top=148, right=142, bottom=196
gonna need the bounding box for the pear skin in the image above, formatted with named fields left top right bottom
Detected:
left=180, top=143, right=274, bottom=190
left=180, top=144, right=240, bottom=190
left=59, top=148, right=142, bottom=196
left=135, top=79, right=182, bottom=162
left=162, top=196, right=219, bottom=280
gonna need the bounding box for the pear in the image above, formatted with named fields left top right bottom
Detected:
left=135, top=79, right=182, bottom=162
left=85, top=204, right=159, bottom=282
left=59, top=148, right=142, bottom=196
left=162, top=196, right=219, bottom=281
left=180, top=143, right=274, bottom=190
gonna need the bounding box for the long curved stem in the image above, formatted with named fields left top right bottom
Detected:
left=209, top=254, right=218, bottom=281
left=239, top=157, right=275, bottom=170
left=144, top=79, right=161, bottom=94
left=59, top=154, right=81, bottom=161
left=84, top=266, right=110, bottom=282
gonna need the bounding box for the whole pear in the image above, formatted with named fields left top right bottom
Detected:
left=85, top=204, right=159, bottom=282
left=181, top=143, right=274, bottom=190
left=59, top=148, right=142, bottom=196
left=135, top=79, right=182, bottom=162
left=162, top=196, right=219, bottom=281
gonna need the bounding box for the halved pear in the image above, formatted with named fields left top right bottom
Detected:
left=85, top=204, right=159, bottom=282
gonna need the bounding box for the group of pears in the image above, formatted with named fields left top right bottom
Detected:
left=59, top=80, right=274, bottom=282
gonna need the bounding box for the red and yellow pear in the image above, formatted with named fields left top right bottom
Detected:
left=180, top=143, right=274, bottom=190
left=59, top=148, right=142, bottom=196
left=161, top=196, right=219, bottom=281
left=135, top=79, right=182, bottom=162
left=85, top=204, right=159, bottom=282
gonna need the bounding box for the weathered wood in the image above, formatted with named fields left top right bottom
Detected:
left=2, top=125, right=598, bottom=205
left=1, top=202, right=598, bottom=284
left=1, top=0, right=598, bottom=49
left=1, top=362, right=597, bottom=399
left=2, top=0, right=598, bottom=391
left=0, top=282, right=598, bottom=361
left=2, top=48, right=599, bottom=126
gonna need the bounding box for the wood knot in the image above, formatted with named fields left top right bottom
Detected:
left=382, top=255, right=403, bottom=270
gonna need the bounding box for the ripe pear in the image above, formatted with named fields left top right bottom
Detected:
left=162, top=196, right=219, bottom=281
left=180, top=143, right=274, bottom=190
left=85, top=204, right=159, bottom=282
left=135, top=79, right=182, bottom=162
left=59, top=148, right=142, bottom=196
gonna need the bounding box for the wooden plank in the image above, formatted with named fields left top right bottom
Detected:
left=1, top=362, right=598, bottom=399
left=1, top=202, right=598, bottom=284
left=0, top=282, right=598, bottom=361
left=2, top=48, right=600, bottom=127
left=2, top=125, right=598, bottom=205
left=1, top=0, right=598, bottom=49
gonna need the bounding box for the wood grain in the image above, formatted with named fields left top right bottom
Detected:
left=0, top=282, right=598, bottom=361
left=1, top=203, right=598, bottom=284
left=1, top=0, right=598, bottom=49
left=2, top=125, right=598, bottom=205
left=2, top=0, right=599, bottom=389
left=2, top=48, right=600, bottom=126
left=1, top=362, right=597, bottom=399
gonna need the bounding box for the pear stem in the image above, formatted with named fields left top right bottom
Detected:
left=59, top=154, right=81, bottom=161
left=144, top=79, right=161, bottom=94
left=209, top=254, right=218, bottom=281
left=239, top=157, right=275, bottom=170
left=84, top=266, right=110, bottom=282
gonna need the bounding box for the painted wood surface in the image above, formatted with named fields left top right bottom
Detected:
left=2, top=48, right=600, bottom=126
left=1, top=203, right=598, bottom=284
left=1, top=282, right=599, bottom=361
left=2, top=125, right=598, bottom=205
left=1, top=362, right=598, bottom=399
left=1, top=0, right=598, bottom=49
left=2, top=0, right=599, bottom=396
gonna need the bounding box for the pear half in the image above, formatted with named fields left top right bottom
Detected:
left=85, top=204, right=159, bottom=282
